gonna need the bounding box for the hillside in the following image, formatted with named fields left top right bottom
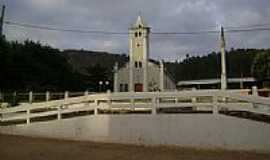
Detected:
left=65, top=48, right=265, bottom=82
left=0, top=39, right=88, bottom=92
left=165, top=48, right=266, bottom=81
left=62, top=50, right=128, bottom=75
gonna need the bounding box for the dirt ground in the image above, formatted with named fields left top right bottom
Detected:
left=0, top=134, right=270, bottom=160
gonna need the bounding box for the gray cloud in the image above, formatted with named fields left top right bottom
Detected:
left=2, top=0, right=270, bottom=61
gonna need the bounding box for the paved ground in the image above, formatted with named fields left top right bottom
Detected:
left=0, top=134, right=270, bottom=160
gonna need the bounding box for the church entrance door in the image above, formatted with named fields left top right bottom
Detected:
left=135, top=83, right=143, bottom=92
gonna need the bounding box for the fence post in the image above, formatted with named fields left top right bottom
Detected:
left=12, top=91, right=17, bottom=105
left=57, top=105, right=61, bottom=120
left=191, top=88, right=197, bottom=102
left=29, top=91, right=33, bottom=104
left=175, top=96, right=178, bottom=104
left=106, top=89, right=111, bottom=108
left=152, top=97, right=157, bottom=115
left=108, top=99, right=112, bottom=109
left=64, top=91, right=69, bottom=100
left=94, top=99, right=98, bottom=115
left=213, top=95, right=218, bottom=115
left=83, top=90, right=89, bottom=107
left=46, top=91, right=50, bottom=102
left=191, top=88, right=197, bottom=111
left=62, top=91, right=69, bottom=110
left=252, top=86, right=258, bottom=96
left=130, top=98, right=135, bottom=111
left=26, top=108, right=30, bottom=124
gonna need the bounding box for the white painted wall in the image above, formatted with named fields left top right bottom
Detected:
left=117, top=62, right=175, bottom=91
left=1, top=114, right=270, bottom=152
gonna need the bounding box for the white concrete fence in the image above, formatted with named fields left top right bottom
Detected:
left=0, top=91, right=95, bottom=105
left=1, top=89, right=270, bottom=151
left=1, top=89, right=270, bottom=125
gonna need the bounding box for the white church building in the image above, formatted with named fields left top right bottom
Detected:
left=113, top=16, right=176, bottom=92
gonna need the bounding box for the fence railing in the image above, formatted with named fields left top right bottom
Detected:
left=0, top=89, right=270, bottom=126
left=0, top=91, right=95, bottom=106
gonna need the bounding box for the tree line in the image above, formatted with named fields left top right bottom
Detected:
left=165, top=48, right=269, bottom=82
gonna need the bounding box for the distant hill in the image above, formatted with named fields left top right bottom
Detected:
left=62, top=50, right=128, bottom=75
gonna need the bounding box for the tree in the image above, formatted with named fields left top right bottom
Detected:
left=0, top=39, right=88, bottom=91
left=85, top=64, right=111, bottom=91
left=252, top=51, right=270, bottom=82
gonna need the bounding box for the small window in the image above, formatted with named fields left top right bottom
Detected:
left=120, top=84, right=123, bottom=92
left=138, top=62, right=142, bottom=68
left=124, top=84, right=128, bottom=92
left=138, top=25, right=142, bottom=28
left=138, top=32, right=142, bottom=37
left=135, top=61, right=138, bottom=68
left=134, top=32, right=138, bottom=37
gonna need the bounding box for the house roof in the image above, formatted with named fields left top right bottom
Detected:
left=177, top=77, right=256, bottom=86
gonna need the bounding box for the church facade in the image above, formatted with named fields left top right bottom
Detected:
left=113, top=16, right=176, bottom=92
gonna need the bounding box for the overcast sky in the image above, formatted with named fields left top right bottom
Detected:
left=2, top=0, right=270, bottom=61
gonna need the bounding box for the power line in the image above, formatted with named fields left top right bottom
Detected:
left=225, top=23, right=270, bottom=29
left=4, top=20, right=129, bottom=35
left=227, top=27, right=270, bottom=33
left=4, top=20, right=270, bottom=36
left=152, top=30, right=219, bottom=35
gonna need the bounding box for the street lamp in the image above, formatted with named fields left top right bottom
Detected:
left=99, top=81, right=103, bottom=92
left=98, top=81, right=110, bottom=92
left=105, top=81, right=110, bottom=92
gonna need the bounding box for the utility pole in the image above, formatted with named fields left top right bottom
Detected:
left=220, top=26, right=227, bottom=90
left=0, top=5, right=6, bottom=38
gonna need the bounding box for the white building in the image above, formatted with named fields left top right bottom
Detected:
left=113, top=16, right=176, bottom=92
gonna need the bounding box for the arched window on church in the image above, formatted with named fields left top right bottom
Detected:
left=135, top=61, right=138, bottom=68
left=134, top=32, right=138, bottom=37
left=120, top=84, right=123, bottom=92
left=138, top=62, right=142, bottom=68
left=124, top=84, right=128, bottom=92
left=138, top=32, right=142, bottom=37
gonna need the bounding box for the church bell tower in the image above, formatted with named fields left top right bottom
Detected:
left=129, top=15, right=150, bottom=92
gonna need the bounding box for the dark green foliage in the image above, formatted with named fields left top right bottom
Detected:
left=0, top=39, right=125, bottom=92
left=165, top=52, right=220, bottom=81
left=62, top=50, right=128, bottom=75
left=0, top=39, right=87, bottom=92
left=165, top=48, right=268, bottom=81
left=227, top=49, right=260, bottom=78
left=62, top=50, right=128, bottom=91
left=85, top=64, right=112, bottom=91
left=252, top=51, right=270, bottom=81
